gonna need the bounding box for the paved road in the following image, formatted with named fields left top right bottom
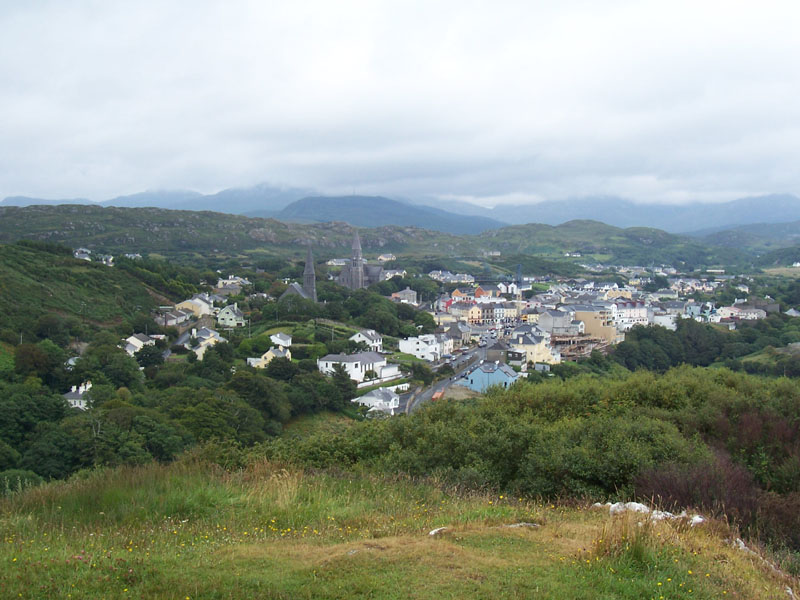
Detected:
left=406, top=345, right=488, bottom=414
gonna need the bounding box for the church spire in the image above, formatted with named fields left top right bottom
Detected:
left=352, top=230, right=363, bottom=259
left=303, top=245, right=317, bottom=302
left=350, top=230, right=364, bottom=290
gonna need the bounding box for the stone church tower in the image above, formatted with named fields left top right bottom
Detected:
left=303, top=246, right=317, bottom=302
left=337, top=230, right=383, bottom=290
left=349, top=230, right=365, bottom=290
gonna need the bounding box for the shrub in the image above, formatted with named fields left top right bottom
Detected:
left=0, top=469, right=44, bottom=496
left=634, top=450, right=759, bottom=526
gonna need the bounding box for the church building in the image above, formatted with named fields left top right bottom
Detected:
left=280, top=245, right=317, bottom=302
left=338, top=231, right=383, bottom=290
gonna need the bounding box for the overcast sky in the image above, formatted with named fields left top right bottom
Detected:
left=1, top=1, right=799, bottom=206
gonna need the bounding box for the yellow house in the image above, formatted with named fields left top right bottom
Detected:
left=175, top=294, right=214, bottom=317
left=572, top=307, right=623, bottom=344
left=604, top=289, right=633, bottom=300
left=508, top=333, right=560, bottom=364
left=467, top=304, right=482, bottom=324
left=501, top=302, right=519, bottom=320
left=247, top=346, right=292, bottom=368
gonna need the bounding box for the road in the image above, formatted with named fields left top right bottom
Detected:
left=404, top=344, right=488, bottom=414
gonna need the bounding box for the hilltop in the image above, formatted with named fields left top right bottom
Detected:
left=5, top=187, right=800, bottom=234
left=275, top=195, right=507, bottom=234
left=0, top=459, right=794, bottom=599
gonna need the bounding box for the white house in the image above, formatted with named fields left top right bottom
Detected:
left=651, top=312, right=678, bottom=331
left=122, top=333, right=155, bottom=356
left=614, top=300, right=649, bottom=332
left=63, top=381, right=92, bottom=410
left=176, top=327, right=227, bottom=359
left=399, top=334, right=442, bottom=361
left=349, top=329, right=383, bottom=353
left=352, top=387, right=400, bottom=415
left=317, top=352, right=401, bottom=384
left=270, top=332, right=293, bottom=348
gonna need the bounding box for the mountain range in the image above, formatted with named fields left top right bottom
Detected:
left=3, top=185, right=800, bottom=235
left=272, top=195, right=505, bottom=234
left=430, top=193, right=800, bottom=233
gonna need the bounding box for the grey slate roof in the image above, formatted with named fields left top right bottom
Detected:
left=319, top=351, right=385, bottom=363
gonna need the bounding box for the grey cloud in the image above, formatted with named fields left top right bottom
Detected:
left=1, top=1, right=799, bottom=205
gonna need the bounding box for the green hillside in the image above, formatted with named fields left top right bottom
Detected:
left=0, top=206, right=749, bottom=268
left=476, top=220, right=747, bottom=267
left=0, top=242, right=158, bottom=335
left=700, top=221, right=800, bottom=254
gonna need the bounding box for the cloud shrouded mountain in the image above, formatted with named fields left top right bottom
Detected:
left=3, top=188, right=800, bottom=234
left=273, top=195, right=507, bottom=234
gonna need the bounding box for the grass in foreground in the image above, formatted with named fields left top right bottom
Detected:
left=0, top=458, right=796, bottom=599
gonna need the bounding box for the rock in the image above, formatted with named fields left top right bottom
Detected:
left=428, top=527, right=448, bottom=536
left=609, top=501, right=650, bottom=515
left=689, top=515, right=705, bottom=527
left=650, top=510, right=676, bottom=521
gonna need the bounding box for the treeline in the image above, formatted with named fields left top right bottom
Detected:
left=0, top=329, right=360, bottom=486
left=257, top=366, right=800, bottom=553
left=611, top=314, right=800, bottom=372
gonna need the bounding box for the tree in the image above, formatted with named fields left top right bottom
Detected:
left=226, top=371, right=291, bottom=427
left=19, top=422, right=80, bottom=479
left=0, top=440, right=20, bottom=471
left=135, top=345, right=165, bottom=368
left=264, top=357, right=299, bottom=382
left=331, top=364, right=357, bottom=403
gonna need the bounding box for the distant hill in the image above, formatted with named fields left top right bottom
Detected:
left=0, top=183, right=313, bottom=215
left=0, top=205, right=452, bottom=259
left=691, top=220, right=800, bottom=254
left=0, top=205, right=752, bottom=271
left=476, top=220, right=747, bottom=269
left=431, top=193, right=800, bottom=233
left=275, top=195, right=507, bottom=234
left=6, top=187, right=800, bottom=233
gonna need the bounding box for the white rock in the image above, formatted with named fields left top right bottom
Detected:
left=650, top=510, right=676, bottom=521
left=429, top=527, right=448, bottom=536
left=609, top=501, right=651, bottom=515
left=689, top=515, right=705, bottom=526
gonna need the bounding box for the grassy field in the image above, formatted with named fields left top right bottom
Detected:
left=0, top=459, right=795, bottom=599
left=282, top=411, right=358, bottom=438
left=763, top=266, right=800, bottom=277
